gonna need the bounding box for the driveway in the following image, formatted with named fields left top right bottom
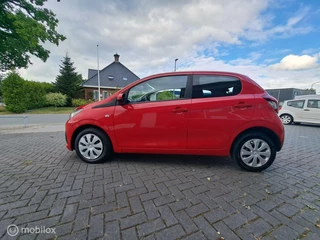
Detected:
left=0, top=125, right=319, bottom=239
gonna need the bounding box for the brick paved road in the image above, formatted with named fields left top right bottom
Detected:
left=0, top=125, right=319, bottom=240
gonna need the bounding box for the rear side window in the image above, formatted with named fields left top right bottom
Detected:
left=307, top=100, right=320, bottom=109
left=287, top=100, right=305, bottom=108
left=192, top=75, right=242, bottom=99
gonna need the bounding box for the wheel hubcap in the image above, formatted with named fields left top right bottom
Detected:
left=78, top=134, right=103, bottom=160
left=281, top=115, right=291, bottom=124
left=240, top=139, right=271, bottom=167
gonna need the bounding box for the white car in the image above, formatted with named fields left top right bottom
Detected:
left=278, top=95, right=320, bottom=125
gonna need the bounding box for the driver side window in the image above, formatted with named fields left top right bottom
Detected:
left=128, top=76, right=188, bottom=103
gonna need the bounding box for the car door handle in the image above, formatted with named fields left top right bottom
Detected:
left=234, top=102, right=252, bottom=108
left=172, top=107, right=188, bottom=113
left=304, top=109, right=310, bottom=111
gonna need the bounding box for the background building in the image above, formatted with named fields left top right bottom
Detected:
left=82, top=53, right=140, bottom=100
left=266, top=88, right=315, bottom=104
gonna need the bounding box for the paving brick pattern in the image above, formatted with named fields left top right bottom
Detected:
left=0, top=125, right=320, bottom=239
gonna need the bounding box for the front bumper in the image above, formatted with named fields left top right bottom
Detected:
left=65, top=120, right=73, bottom=151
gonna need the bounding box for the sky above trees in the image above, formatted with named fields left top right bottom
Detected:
left=19, top=0, right=320, bottom=93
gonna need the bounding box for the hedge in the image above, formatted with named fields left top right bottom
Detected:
left=1, top=72, right=56, bottom=113
left=72, top=98, right=93, bottom=107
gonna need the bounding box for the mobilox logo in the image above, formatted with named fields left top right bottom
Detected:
left=7, top=225, right=19, bottom=237
left=7, top=224, right=56, bottom=236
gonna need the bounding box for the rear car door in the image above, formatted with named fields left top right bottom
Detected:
left=187, top=74, right=255, bottom=149
left=303, top=99, right=320, bottom=123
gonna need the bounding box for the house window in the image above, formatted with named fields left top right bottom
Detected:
left=93, top=90, right=99, bottom=101
left=123, top=77, right=128, bottom=81
left=103, top=91, right=109, bottom=99
left=108, top=75, right=114, bottom=80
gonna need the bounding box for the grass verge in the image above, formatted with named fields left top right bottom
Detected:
left=0, top=106, right=74, bottom=115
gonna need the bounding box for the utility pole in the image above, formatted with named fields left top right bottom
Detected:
left=174, top=59, right=178, bottom=71
left=311, top=81, right=320, bottom=94
left=97, top=45, right=101, bottom=101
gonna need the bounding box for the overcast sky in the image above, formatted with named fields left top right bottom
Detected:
left=19, top=0, right=320, bottom=93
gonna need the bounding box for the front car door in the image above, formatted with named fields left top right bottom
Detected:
left=113, top=75, right=191, bottom=150
left=187, top=74, right=255, bottom=150
left=303, top=99, right=320, bottom=123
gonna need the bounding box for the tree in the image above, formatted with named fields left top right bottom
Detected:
left=303, top=88, right=316, bottom=94
left=0, top=73, right=4, bottom=98
left=0, top=0, right=66, bottom=71
left=53, top=54, right=82, bottom=106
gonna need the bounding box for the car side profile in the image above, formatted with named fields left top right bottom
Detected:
left=278, top=95, right=320, bottom=125
left=65, top=71, right=284, bottom=172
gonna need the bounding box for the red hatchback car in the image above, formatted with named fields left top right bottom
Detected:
left=65, top=71, right=284, bottom=171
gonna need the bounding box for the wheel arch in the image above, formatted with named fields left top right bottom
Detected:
left=71, top=124, right=113, bottom=151
left=230, top=127, right=282, bottom=155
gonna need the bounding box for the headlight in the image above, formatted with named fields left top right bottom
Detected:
left=70, top=109, right=83, bottom=119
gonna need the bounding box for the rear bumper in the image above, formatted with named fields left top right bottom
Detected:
left=279, top=126, right=285, bottom=151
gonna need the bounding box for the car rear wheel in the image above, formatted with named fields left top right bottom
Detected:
left=75, top=128, right=112, bottom=163
left=232, top=133, right=276, bottom=172
left=280, top=114, right=293, bottom=125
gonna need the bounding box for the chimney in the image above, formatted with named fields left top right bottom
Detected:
left=114, top=53, right=120, bottom=62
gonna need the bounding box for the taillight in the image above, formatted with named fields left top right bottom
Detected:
left=263, top=94, right=279, bottom=113
left=267, top=101, right=279, bottom=112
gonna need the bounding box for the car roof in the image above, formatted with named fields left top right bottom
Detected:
left=294, top=95, right=320, bottom=99
left=143, top=71, right=249, bottom=79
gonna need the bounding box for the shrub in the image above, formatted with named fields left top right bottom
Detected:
left=25, top=81, right=47, bottom=109
left=39, top=82, right=56, bottom=93
left=2, top=72, right=27, bottom=113
left=46, top=93, right=67, bottom=109
left=72, top=98, right=92, bottom=107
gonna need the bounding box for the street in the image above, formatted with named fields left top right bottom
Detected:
left=0, top=124, right=319, bottom=239
left=0, top=114, right=69, bottom=127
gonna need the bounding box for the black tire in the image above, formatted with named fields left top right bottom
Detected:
left=231, top=133, right=276, bottom=172
left=280, top=114, right=293, bottom=125
left=74, top=128, right=112, bottom=163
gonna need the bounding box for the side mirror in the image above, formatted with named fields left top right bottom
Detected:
left=117, top=93, right=125, bottom=104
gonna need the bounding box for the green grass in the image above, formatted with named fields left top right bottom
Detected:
left=0, top=106, right=9, bottom=115
left=0, top=106, right=74, bottom=115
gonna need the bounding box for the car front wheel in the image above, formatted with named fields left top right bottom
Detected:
left=232, top=133, right=276, bottom=172
left=74, top=128, right=112, bottom=163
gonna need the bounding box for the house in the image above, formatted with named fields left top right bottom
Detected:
left=266, top=88, right=315, bottom=104
left=82, top=53, right=140, bottom=100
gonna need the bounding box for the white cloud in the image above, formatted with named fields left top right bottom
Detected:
left=15, top=0, right=318, bottom=94
left=17, top=0, right=270, bottom=80
left=179, top=55, right=320, bottom=92
left=242, top=7, right=312, bottom=41
left=269, top=54, right=319, bottom=70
